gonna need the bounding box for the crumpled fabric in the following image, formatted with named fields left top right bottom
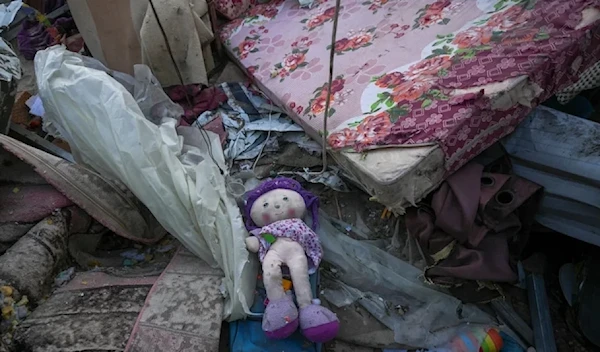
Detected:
left=197, top=83, right=303, bottom=161
left=168, top=85, right=227, bottom=124
left=556, top=60, right=600, bottom=104
left=17, top=19, right=52, bottom=60
left=17, top=14, right=81, bottom=61
left=406, top=162, right=542, bottom=292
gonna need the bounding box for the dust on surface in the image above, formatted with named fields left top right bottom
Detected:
left=306, top=183, right=395, bottom=240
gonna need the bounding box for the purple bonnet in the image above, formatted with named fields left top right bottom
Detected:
left=244, top=177, right=319, bottom=232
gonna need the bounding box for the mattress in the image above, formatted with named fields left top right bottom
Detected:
left=219, top=0, right=600, bottom=212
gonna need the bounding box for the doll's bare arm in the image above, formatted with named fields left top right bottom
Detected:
left=245, top=236, right=259, bottom=253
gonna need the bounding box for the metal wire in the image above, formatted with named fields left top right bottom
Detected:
left=148, top=0, right=342, bottom=176
left=147, top=0, right=224, bottom=174
left=277, top=0, right=341, bottom=176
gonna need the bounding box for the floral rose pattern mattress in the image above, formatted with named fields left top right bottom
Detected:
left=220, top=0, right=600, bottom=172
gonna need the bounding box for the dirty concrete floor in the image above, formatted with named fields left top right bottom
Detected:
left=308, top=183, right=424, bottom=268
left=309, top=184, right=394, bottom=240
left=510, top=230, right=600, bottom=352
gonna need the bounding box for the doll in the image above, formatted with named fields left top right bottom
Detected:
left=244, top=177, right=339, bottom=343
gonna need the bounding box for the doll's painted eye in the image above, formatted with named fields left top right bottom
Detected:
left=263, top=202, right=269, bottom=208
left=283, top=196, right=289, bottom=201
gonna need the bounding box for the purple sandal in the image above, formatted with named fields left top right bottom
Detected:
left=299, top=301, right=339, bottom=343
left=262, top=295, right=299, bottom=339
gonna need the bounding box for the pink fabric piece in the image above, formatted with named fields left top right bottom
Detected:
left=220, top=0, right=600, bottom=173
left=0, top=135, right=166, bottom=244
left=202, top=115, right=228, bottom=145
left=0, top=184, right=73, bottom=223
left=253, top=218, right=323, bottom=274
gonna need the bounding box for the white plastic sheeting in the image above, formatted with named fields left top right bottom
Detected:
left=34, top=45, right=256, bottom=320
left=317, top=211, right=495, bottom=348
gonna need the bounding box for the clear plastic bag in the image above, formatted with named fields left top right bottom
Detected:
left=317, top=211, right=496, bottom=348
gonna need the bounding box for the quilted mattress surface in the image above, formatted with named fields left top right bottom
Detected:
left=220, top=0, right=600, bottom=210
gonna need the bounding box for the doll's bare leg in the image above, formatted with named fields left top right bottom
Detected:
left=286, top=243, right=313, bottom=309
left=263, top=249, right=285, bottom=301
left=270, top=240, right=340, bottom=343
left=261, top=247, right=299, bottom=339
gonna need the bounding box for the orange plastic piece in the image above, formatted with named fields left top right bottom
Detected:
left=282, top=279, right=293, bottom=291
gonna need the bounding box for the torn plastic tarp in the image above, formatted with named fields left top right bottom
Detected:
left=39, top=55, right=184, bottom=137
left=34, top=45, right=256, bottom=320
left=317, top=211, right=496, bottom=348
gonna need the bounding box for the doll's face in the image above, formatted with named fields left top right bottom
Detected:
left=250, top=189, right=307, bottom=227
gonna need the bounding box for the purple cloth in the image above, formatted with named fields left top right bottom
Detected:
left=17, top=19, right=52, bottom=60
left=252, top=218, right=323, bottom=274
left=245, top=177, right=319, bottom=231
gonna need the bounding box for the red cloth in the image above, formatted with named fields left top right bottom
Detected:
left=168, top=85, right=227, bottom=124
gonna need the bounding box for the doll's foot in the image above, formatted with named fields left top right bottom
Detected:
left=262, top=295, right=299, bottom=339
left=299, top=300, right=340, bottom=343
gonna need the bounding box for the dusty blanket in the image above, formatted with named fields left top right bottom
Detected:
left=125, top=246, right=224, bottom=352
left=14, top=246, right=224, bottom=351
left=14, top=272, right=156, bottom=351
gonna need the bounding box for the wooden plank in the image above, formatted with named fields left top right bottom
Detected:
left=9, top=124, right=74, bottom=162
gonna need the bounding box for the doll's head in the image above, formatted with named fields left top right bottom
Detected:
left=244, top=177, right=319, bottom=230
